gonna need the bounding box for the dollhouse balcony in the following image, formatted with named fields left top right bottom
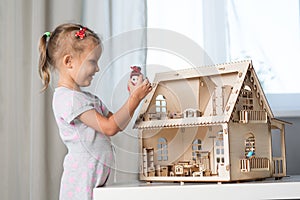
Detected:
left=273, top=157, right=285, bottom=177
left=239, top=110, right=267, bottom=123
left=240, top=157, right=270, bottom=172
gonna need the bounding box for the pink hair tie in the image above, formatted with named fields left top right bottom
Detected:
left=75, top=27, right=87, bottom=39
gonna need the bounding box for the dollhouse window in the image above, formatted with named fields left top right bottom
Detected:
left=192, top=139, right=202, bottom=160
left=156, top=95, right=167, bottom=113
left=245, top=134, right=255, bottom=157
left=240, top=85, right=253, bottom=110
left=157, top=137, right=168, bottom=161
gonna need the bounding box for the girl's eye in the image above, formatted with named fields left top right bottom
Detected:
left=90, top=60, right=97, bottom=64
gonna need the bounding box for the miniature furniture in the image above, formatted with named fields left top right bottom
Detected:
left=134, top=60, right=289, bottom=183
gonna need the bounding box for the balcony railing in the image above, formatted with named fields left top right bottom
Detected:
left=239, top=110, right=267, bottom=123
left=240, top=157, right=270, bottom=172
left=273, top=157, right=285, bottom=177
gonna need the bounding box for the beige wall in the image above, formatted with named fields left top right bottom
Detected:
left=228, top=122, right=272, bottom=180
left=147, top=77, right=213, bottom=115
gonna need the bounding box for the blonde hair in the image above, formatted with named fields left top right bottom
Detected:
left=38, top=23, right=101, bottom=92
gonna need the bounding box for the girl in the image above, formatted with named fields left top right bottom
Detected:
left=38, top=23, right=152, bottom=200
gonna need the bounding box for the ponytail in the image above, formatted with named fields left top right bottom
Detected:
left=38, top=23, right=102, bottom=92
left=38, top=33, right=51, bottom=92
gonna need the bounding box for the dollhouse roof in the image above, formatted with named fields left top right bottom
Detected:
left=134, top=60, right=274, bottom=129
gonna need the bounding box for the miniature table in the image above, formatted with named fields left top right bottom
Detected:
left=94, top=176, right=300, bottom=200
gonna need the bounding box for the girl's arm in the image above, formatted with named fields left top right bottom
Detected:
left=79, top=76, right=152, bottom=136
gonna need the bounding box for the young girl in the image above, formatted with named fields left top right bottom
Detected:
left=38, top=23, right=152, bottom=200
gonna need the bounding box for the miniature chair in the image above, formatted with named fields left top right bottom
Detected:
left=174, top=165, right=184, bottom=176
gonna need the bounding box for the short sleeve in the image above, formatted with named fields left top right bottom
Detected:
left=99, top=100, right=109, bottom=117
left=64, top=91, right=95, bottom=124
left=92, top=94, right=110, bottom=117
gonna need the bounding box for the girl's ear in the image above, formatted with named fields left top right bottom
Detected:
left=63, top=54, right=72, bottom=68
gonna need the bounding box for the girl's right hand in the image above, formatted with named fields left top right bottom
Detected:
left=128, top=75, right=152, bottom=101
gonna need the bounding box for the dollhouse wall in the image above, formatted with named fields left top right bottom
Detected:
left=148, top=79, right=199, bottom=114
left=146, top=77, right=215, bottom=118
left=228, top=122, right=272, bottom=181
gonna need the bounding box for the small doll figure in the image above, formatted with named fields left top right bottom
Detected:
left=128, top=66, right=142, bottom=92
left=246, top=151, right=255, bottom=159
left=130, top=66, right=142, bottom=85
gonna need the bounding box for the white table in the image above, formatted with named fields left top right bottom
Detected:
left=94, top=176, right=300, bottom=200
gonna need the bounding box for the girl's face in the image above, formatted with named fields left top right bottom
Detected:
left=72, top=44, right=101, bottom=87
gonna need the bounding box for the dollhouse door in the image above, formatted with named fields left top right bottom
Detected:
left=214, top=132, right=224, bottom=175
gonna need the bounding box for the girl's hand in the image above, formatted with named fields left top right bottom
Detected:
left=128, top=74, right=152, bottom=101
left=79, top=75, right=152, bottom=136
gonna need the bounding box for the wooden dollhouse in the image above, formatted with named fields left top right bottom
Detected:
left=134, top=60, right=288, bottom=183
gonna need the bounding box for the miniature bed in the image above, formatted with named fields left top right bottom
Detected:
left=133, top=60, right=288, bottom=183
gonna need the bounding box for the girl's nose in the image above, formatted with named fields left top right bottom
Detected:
left=96, top=65, right=100, bottom=72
